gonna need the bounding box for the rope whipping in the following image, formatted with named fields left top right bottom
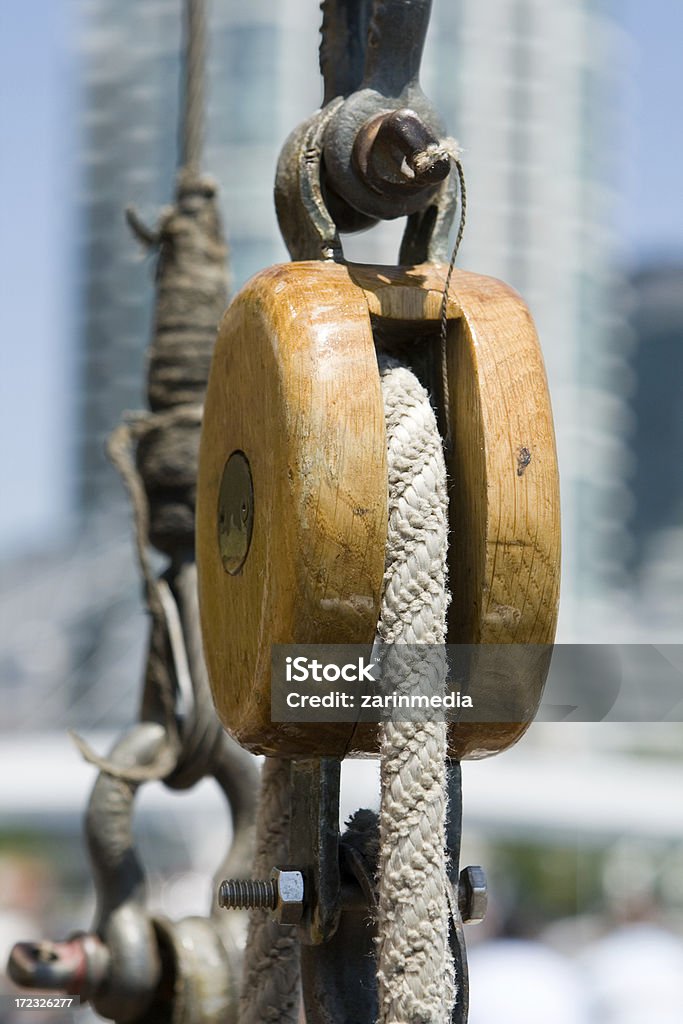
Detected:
left=375, top=355, right=455, bottom=1024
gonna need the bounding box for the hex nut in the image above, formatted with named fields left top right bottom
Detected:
left=458, top=865, right=487, bottom=924
left=271, top=868, right=305, bottom=926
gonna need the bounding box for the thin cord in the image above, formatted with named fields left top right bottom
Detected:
left=180, top=0, right=206, bottom=174
left=439, top=158, right=467, bottom=456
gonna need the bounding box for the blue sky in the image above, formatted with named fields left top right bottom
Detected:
left=1, top=0, right=682, bottom=559
left=619, top=0, right=683, bottom=261
left=0, top=0, right=75, bottom=556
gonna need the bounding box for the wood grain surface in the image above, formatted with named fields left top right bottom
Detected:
left=197, top=261, right=560, bottom=759
left=196, top=263, right=387, bottom=757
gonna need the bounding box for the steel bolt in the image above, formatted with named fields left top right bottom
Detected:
left=219, top=878, right=277, bottom=911
left=219, top=868, right=305, bottom=926
left=458, top=865, right=487, bottom=924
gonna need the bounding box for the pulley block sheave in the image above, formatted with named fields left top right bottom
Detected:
left=196, top=260, right=561, bottom=759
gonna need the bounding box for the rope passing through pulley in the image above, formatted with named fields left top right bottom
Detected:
left=199, top=5, right=560, bottom=1024
left=374, top=355, right=455, bottom=1024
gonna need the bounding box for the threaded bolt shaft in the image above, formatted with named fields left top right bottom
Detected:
left=218, top=878, right=277, bottom=911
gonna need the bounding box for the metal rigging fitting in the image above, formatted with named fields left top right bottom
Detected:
left=321, top=0, right=451, bottom=223
left=8, top=722, right=256, bottom=1024
left=214, top=760, right=489, bottom=1024
left=275, top=0, right=459, bottom=262
left=458, top=865, right=488, bottom=925
left=219, top=870, right=305, bottom=926
left=9, top=725, right=164, bottom=1019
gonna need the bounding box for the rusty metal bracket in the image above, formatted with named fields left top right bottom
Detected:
left=446, top=759, right=469, bottom=1024
left=294, top=765, right=486, bottom=1024
left=275, top=0, right=460, bottom=263
left=294, top=759, right=484, bottom=1024
left=301, top=809, right=380, bottom=1024
left=274, top=100, right=345, bottom=262
left=290, top=758, right=342, bottom=946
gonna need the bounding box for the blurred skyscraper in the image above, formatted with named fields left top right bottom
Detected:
left=424, top=0, right=633, bottom=636
left=627, top=263, right=683, bottom=635
left=628, top=265, right=683, bottom=568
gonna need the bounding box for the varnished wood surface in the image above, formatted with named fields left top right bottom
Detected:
left=346, top=263, right=560, bottom=759
left=444, top=269, right=560, bottom=755
left=196, top=263, right=387, bottom=757
left=197, top=261, right=560, bottom=759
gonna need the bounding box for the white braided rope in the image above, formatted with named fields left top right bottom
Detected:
left=376, top=355, right=455, bottom=1024
left=238, top=757, right=300, bottom=1024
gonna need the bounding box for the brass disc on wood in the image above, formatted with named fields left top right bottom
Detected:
left=197, top=261, right=560, bottom=760
left=196, top=262, right=388, bottom=757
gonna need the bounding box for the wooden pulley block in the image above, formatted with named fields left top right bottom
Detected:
left=196, top=261, right=560, bottom=760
